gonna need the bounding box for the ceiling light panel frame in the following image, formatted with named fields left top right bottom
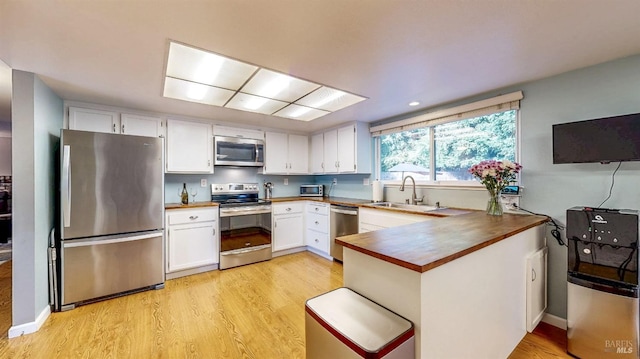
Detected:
left=163, top=41, right=367, bottom=121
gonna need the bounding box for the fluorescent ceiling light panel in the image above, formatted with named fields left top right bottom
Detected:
left=225, top=93, right=288, bottom=115
left=296, top=86, right=366, bottom=112
left=273, top=104, right=330, bottom=121
left=241, top=69, right=321, bottom=102
left=163, top=77, right=234, bottom=106
left=163, top=41, right=366, bottom=121
left=166, top=42, right=257, bottom=89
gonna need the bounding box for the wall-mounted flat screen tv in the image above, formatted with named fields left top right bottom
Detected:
left=553, top=112, right=640, bottom=164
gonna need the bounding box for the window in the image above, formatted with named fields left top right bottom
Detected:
left=434, top=110, right=517, bottom=181
left=380, top=128, right=430, bottom=181
left=376, top=109, right=518, bottom=183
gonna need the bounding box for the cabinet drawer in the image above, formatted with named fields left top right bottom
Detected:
left=306, top=202, right=329, bottom=215
left=306, top=214, right=329, bottom=233
left=167, top=208, right=217, bottom=225
left=306, top=229, right=329, bottom=253
left=273, top=202, right=304, bottom=215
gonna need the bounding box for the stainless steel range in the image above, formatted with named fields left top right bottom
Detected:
left=212, top=183, right=272, bottom=270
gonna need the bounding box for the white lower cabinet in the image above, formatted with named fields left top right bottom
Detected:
left=358, top=207, right=433, bottom=233
left=165, top=207, right=219, bottom=277
left=305, top=202, right=330, bottom=254
left=272, top=202, right=305, bottom=252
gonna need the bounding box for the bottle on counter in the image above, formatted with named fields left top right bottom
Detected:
left=181, top=183, right=189, bottom=205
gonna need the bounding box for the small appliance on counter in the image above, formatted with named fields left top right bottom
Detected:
left=264, top=181, right=274, bottom=199
left=300, top=184, right=323, bottom=197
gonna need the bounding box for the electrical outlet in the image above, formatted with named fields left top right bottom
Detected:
left=332, top=178, right=337, bottom=185
left=284, top=178, right=288, bottom=185
left=200, top=179, right=207, bottom=187
left=363, top=178, right=370, bottom=185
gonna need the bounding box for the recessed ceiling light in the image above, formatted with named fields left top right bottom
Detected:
left=409, top=101, right=420, bottom=106
left=163, top=41, right=367, bottom=121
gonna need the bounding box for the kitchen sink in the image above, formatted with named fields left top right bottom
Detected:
left=369, top=202, right=439, bottom=212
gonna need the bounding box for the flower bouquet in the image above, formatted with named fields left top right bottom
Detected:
left=469, top=160, right=522, bottom=215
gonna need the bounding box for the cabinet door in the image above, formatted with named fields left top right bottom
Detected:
left=121, top=113, right=164, bottom=137
left=166, top=119, right=213, bottom=173
left=310, top=133, right=324, bottom=173
left=288, top=134, right=309, bottom=174
left=214, top=125, right=264, bottom=140
left=337, top=124, right=356, bottom=173
left=323, top=129, right=339, bottom=173
left=273, top=215, right=304, bottom=251
left=264, top=132, right=288, bottom=174
left=167, top=222, right=217, bottom=272
left=68, top=107, right=119, bottom=134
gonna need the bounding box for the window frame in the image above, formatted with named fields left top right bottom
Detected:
left=375, top=109, right=521, bottom=188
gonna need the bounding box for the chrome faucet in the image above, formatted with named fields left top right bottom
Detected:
left=399, top=175, right=424, bottom=205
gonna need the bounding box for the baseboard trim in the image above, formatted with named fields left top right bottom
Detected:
left=272, top=246, right=306, bottom=258
left=8, top=305, right=51, bottom=338
left=541, top=313, right=567, bottom=330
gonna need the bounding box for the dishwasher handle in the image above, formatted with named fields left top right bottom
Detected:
left=330, top=206, right=358, bottom=216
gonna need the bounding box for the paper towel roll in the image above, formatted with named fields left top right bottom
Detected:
left=372, top=180, right=384, bottom=202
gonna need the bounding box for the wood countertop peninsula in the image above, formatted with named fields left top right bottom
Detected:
left=337, top=211, right=548, bottom=273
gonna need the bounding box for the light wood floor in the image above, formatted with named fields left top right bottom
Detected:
left=0, top=253, right=570, bottom=358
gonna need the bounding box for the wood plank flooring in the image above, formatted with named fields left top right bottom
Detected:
left=0, top=253, right=569, bottom=358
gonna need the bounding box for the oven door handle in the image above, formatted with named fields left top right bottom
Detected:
left=220, top=244, right=271, bottom=256
left=219, top=208, right=272, bottom=217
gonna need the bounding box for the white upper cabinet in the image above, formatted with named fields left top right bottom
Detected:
left=264, top=132, right=289, bottom=173
left=166, top=119, right=213, bottom=173
left=288, top=134, right=309, bottom=174
left=313, top=122, right=371, bottom=174
left=337, top=125, right=356, bottom=172
left=68, top=107, right=164, bottom=138
left=310, top=133, right=324, bottom=173
left=322, top=129, right=339, bottom=173
left=68, top=107, right=120, bottom=134
left=213, top=125, right=264, bottom=140
left=121, top=113, right=164, bottom=137
left=264, top=132, right=309, bottom=174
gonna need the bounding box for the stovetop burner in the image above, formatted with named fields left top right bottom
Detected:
left=211, top=182, right=271, bottom=207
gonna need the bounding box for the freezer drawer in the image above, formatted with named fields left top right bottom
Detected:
left=61, top=231, right=164, bottom=308
left=568, top=281, right=639, bottom=358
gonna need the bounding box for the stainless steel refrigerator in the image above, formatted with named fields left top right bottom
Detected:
left=55, top=129, right=165, bottom=311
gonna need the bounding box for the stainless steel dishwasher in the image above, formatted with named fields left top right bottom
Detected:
left=330, top=205, right=359, bottom=261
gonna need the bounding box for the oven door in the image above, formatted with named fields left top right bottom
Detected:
left=219, top=207, right=272, bottom=269
left=214, top=136, right=264, bottom=167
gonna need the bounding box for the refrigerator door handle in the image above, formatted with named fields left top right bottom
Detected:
left=63, top=232, right=162, bottom=248
left=62, top=145, right=71, bottom=227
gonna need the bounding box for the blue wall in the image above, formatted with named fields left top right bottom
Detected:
left=519, top=54, right=640, bottom=318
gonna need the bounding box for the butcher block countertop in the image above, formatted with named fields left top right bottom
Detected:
left=165, top=196, right=471, bottom=217
left=165, top=202, right=220, bottom=210
left=269, top=196, right=470, bottom=217
left=337, top=211, right=548, bottom=273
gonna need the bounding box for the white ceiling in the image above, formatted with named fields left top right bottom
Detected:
left=1, top=1, right=640, bottom=133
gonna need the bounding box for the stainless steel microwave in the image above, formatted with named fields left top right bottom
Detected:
left=214, top=136, right=264, bottom=167
left=300, top=184, right=324, bottom=197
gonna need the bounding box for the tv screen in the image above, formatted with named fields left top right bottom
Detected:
left=552, top=112, right=640, bottom=164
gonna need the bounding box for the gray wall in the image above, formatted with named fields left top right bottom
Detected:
left=12, top=71, right=62, bottom=328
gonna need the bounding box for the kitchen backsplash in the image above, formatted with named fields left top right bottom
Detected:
left=165, top=169, right=488, bottom=210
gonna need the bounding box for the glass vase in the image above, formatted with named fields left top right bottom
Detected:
left=486, top=193, right=503, bottom=216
